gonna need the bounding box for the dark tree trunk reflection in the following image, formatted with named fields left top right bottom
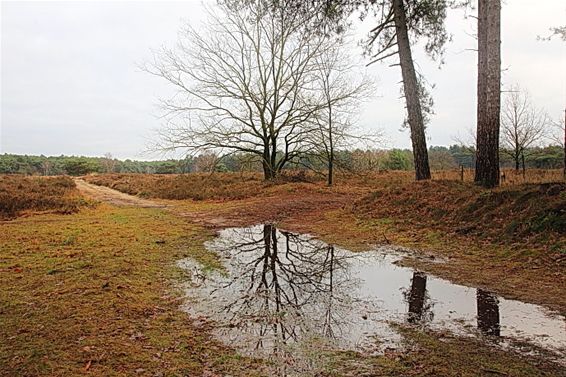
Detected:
left=477, top=289, right=500, bottom=336
left=407, top=272, right=428, bottom=323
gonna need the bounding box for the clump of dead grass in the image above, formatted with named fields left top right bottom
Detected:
left=0, top=175, right=87, bottom=219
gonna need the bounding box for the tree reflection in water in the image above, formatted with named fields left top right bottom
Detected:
left=477, top=289, right=501, bottom=336
left=405, top=272, right=433, bottom=324
left=179, top=224, right=565, bottom=372
left=193, top=224, right=363, bottom=371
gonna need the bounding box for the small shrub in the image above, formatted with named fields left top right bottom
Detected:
left=0, top=175, right=86, bottom=219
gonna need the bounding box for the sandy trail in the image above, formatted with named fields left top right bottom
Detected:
left=74, top=178, right=167, bottom=208
left=75, top=178, right=235, bottom=227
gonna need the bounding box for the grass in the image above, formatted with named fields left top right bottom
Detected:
left=433, top=167, right=564, bottom=186
left=2, top=206, right=562, bottom=376
left=2, top=170, right=565, bottom=375
left=0, top=205, right=264, bottom=376
left=0, top=175, right=88, bottom=219
left=322, top=324, right=565, bottom=376
left=381, top=325, right=565, bottom=377
left=353, top=179, right=565, bottom=247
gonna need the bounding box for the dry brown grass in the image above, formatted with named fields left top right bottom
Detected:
left=433, top=168, right=564, bottom=186
left=84, top=173, right=269, bottom=201
left=353, top=179, right=566, bottom=247
left=0, top=175, right=87, bottom=219
left=83, top=169, right=564, bottom=202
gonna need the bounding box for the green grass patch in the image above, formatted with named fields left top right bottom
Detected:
left=0, top=205, right=263, bottom=376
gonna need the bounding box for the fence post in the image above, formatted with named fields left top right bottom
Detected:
left=460, top=165, right=464, bottom=182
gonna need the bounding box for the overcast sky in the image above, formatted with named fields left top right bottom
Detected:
left=1, top=0, right=565, bottom=160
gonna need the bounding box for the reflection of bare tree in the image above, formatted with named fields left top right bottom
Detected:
left=404, top=271, right=433, bottom=324
left=206, top=224, right=359, bottom=360
left=477, top=289, right=500, bottom=336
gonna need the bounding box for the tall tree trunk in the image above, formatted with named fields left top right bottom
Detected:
left=262, top=148, right=275, bottom=180
left=475, top=0, right=501, bottom=188
left=392, top=0, right=431, bottom=181
left=328, top=103, right=334, bottom=186
left=262, top=162, right=274, bottom=180
left=328, top=152, right=334, bottom=186
left=521, top=152, right=526, bottom=179
left=563, top=109, right=565, bottom=179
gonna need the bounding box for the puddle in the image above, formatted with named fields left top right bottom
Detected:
left=178, top=224, right=566, bottom=371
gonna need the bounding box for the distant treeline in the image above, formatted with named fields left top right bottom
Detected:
left=0, top=145, right=563, bottom=176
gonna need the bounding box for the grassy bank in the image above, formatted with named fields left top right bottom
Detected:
left=353, top=179, right=565, bottom=255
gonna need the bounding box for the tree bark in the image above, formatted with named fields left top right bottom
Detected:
left=328, top=102, right=334, bottom=186
left=392, top=0, right=431, bottom=181
left=475, top=0, right=501, bottom=188
left=328, top=151, right=334, bottom=186
left=262, top=150, right=276, bottom=180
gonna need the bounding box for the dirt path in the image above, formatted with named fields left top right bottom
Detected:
left=74, top=179, right=167, bottom=208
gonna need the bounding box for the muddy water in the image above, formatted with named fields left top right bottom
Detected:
left=178, top=224, right=566, bottom=371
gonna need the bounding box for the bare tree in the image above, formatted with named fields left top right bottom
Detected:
left=193, top=152, right=221, bottom=173
left=101, top=152, right=117, bottom=173
left=500, top=87, right=549, bottom=171
left=550, top=111, right=566, bottom=177
left=41, top=159, right=51, bottom=176
left=144, top=2, right=347, bottom=180
left=310, top=39, right=377, bottom=185
left=539, top=25, right=566, bottom=41
left=234, top=0, right=462, bottom=181
left=475, top=0, right=501, bottom=188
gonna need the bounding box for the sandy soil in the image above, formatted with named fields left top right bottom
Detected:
left=74, top=179, right=168, bottom=208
